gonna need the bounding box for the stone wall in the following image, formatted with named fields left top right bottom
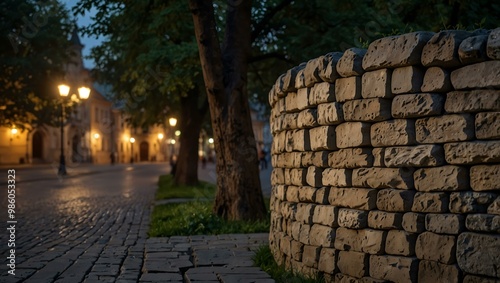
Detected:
left=268, top=29, right=500, bottom=282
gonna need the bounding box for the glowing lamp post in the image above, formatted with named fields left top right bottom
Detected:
left=130, top=137, right=136, bottom=163
left=58, top=84, right=90, bottom=176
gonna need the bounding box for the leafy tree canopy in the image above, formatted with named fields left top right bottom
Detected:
left=1, top=0, right=73, bottom=130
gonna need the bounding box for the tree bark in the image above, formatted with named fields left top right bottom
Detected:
left=174, top=88, right=204, bottom=186
left=189, top=0, right=267, bottom=221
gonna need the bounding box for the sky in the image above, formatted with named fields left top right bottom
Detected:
left=62, top=0, right=103, bottom=69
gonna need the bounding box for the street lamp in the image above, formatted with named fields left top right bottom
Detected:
left=58, top=84, right=90, bottom=176
left=169, top=118, right=177, bottom=127
left=157, top=133, right=164, bottom=161
left=130, top=137, right=135, bottom=163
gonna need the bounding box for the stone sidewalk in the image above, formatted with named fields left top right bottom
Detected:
left=140, top=233, right=274, bottom=283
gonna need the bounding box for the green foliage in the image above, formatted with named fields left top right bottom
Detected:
left=149, top=201, right=270, bottom=237
left=0, top=0, right=73, bottom=129
left=156, top=174, right=216, bottom=200
left=253, top=245, right=324, bottom=283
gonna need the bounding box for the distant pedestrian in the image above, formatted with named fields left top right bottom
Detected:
left=170, top=155, right=177, bottom=175
left=110, top=152, right=115, bottom=165
left=201, top=155, right=207, bottom=169
left=259, top=149, right=267, bottom=170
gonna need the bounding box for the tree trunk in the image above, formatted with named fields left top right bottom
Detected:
left=174, top=88, right=205, bottom=186
left=189, top=0, right=267, bottom=221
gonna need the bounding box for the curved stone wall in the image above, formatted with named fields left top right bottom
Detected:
left=268, top=29, right=500, bottom=282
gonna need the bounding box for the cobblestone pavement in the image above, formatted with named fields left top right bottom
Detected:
left=142, top=234, right=273, bottom=283
left=0, top=163, right=274, bottom=283
left=0, top=164, right=161, bottom=282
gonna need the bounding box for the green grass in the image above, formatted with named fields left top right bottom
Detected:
left=156, top=174, right=216, bottom=200
left=149, top=201, right=270, bottom=237
left=253, top=246, right=324, bottom=283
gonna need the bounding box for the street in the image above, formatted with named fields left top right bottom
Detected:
left=0, top=162, right=272, bottom=282
left=0, top=163, right=165, bottom=282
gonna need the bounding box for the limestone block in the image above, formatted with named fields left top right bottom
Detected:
left=293, top=151, right=303, bottom=168
left=335, top=76, right=362, bottom=102
left=369, top=255, right=418, bottom=283
left=464, top=275, right=500, bottom=283
left=338, top=208, right=368, bottom=229
left=418, top=260, right=462, bottom=283
left=414, top=166, right=469, bottom=192
left=319, top=52, right=343, bottom=83
left=362, top=31, right=434, bottom=70
left=299, top=224, right=311, bottom=244
left=391, top=66, right=424, bottom=94
left=362, top=69, right=393, bottom=98
left=336, top=122, right=371, bottom=148
left=329, top=187, right=377, bottom=210
left=449, top=191, right=497, bottom=213
left=352, top=167, right=414, bottom=190
left=457, top=233, right=500, bottom=278
left=372, top=148, right=385, bottom=167
left=286, top=129, right=310, bottom=152
left=297, top=109, right=318, bottom=129
left=466, top=214, right=500, bottom=233
left=476, top=112, right=500, bottom=139
left=269, top=87, right=278, bottom=108
left=361, top=276, right=387, bottom=283
left=376, top=189, right=415, bottom=212
left=451, top=61, right=500, bottom=89
left=385, top=230, right=417, bottom=256
left=402, top=212, right=425, bottom=233
left=415, top=232, right=456, bottom=264
left=271, top=168, right=285, bottom=185
left=487, top=27, right=500, bottom=59
left=416, top=114, right=475, bottom=143
left=309, top=125, right=337, bottom=151
left=304, top=57, right=324, bottom=87
left=392, top=93, right=445, bottom=118
left=322, top=168, right=352, bottom=187
left=274, top=131, right=287, bottom=154
left=343, top=98, right=392, bottom=122
left=445, top=90, right=500, bottom=113
left=471, top=164, right=500, bottom=191
left=384, top=145, right=445, bottom=167
left=329, top=148, right=373, bottom=169
left=290, top=240, right=304, bottom=261
left=309, top=224, right=335, bottom=247
left=283, top=64, right=304, bottom=92
left=280, top=235, right=292, bottom=256
left=282, top=112, right=299, bottom=130
left=425, top=213, right=465, bottom=234
left=313, top=205, right=338, bottom=227
left=311, top=82, right=336, bottom=106
left=412, top=192, right=449, bottom=213
left=296, top=87, right=312, bottom=110
left=285, top=92, right=299, bottom=113
left=298, top=186, right=318, bottom=203
left=315, top=187, right=330, bottom=204
left=421, top=30, right=472, bottom=67
left=338, top=250, right=369, bottom=278
left=302, top=245, right=321, bottom=268
left=311, top=151, right=330, bottom=168
left=337, top=48, right=366, bottom=77
left=444, top=141, right=500, bottom=165
left=318, top=247, right=337, bottom=273
left=420, top=66, right=453, bottom=92
left=290, top=221, right=302, bottom=241
left=306, top=166, right=323, bottom=187
left=274, top=184, right=286, bottom=201
left=289, top=168, right=307, bottom=186
left=295, top=68, right=306, bottom=89
left=274, top=73, right=286, bottom=97
left=371, top=119, right=416, bottom=147
left=367, top=211, right=402, bottom=230
left=458, top=34, right=489, bottom=64
left=300, top=151, right=314, bottom=167
left=317, top=102, right=344, bottom=125
left=335, top=227, right=386, bottom=255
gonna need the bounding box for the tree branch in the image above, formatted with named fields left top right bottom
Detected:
left=251, top=0, right=293, bottom=42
